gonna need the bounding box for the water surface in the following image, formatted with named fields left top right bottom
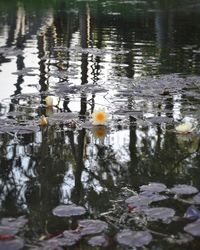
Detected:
left=1, top=0, right=200, bottom=249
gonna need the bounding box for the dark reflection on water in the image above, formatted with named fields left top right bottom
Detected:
left=0, top=0, right=200, bottom=249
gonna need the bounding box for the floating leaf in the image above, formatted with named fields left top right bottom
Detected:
left=81, top=121, right=93, bottom=129
left=125, top=195, right=150, bottom=207
left=7, top=111, right=26, bottom=117
left=1, top=216, right=28, bottom=230
left=116, top=229, right=152, bottom=248
left=125, top=193, right=167, bottom=208
left=143, top=207, right=175, bottom=221
left=170, top=185, right=198, bottom=195
left=147, top=116, right=173, bottom=124
left=184, top=219, right=200, bottom=236
left=62, top=230, right=81, bottom=245
left=52, top=204, right=86, bottom=217
left=140, top=183, right=167, bottom=193
left=78, top=219, right=108, bottom=236
left=48, top=113, right=78, bottom=123
left=0, top=226, right=19, bottom=235
left=88, top=235, right=109, bottom=247
left=192, top=193, right=200, bottom=204
left=184, top=206, right=200, bottom=220
left=0, top=237, right=24, bottom=250
left=40, top=236, right=72, bottom=249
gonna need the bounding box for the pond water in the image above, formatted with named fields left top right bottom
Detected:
left=1, top=0, right=200, bottom=249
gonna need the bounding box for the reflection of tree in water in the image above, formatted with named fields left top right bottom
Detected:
left=0, top=136, right=24, bottom=217
left=1, top=0, right=200, bottom=246
left=24, top=126, right=73, bottom=237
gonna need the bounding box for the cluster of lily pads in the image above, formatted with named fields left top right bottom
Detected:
left=100, top=182, right=200, bottom=248
left=1, top=182, right=200, bottom=249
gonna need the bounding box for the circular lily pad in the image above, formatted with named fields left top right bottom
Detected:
left=140, top=183, right=167, bottom=193
left=1, top=216, right=28, bottom=229
left=40, top=237, right=67, bottom=249
left=125, top=195, right=150, bottom=207
left=0, top=237, right=24, bottom=250
left=52, top=204, right=86, bottom=217
left=78, top=219, right=108, bottom=236
left=143, top=207, right=175, bottom=221
left=184, top=205, right=200, bottom=220
left=125, top=193, right=167, bottom=208
left=170, top=185, right=198, bottom=195
left=62, top=230, right=82, bottom=245
left=116, top=229, right=152, bottom=248
left=88, top=235, right=109, bottom=247
left=184, top=219, right=200, bottom=236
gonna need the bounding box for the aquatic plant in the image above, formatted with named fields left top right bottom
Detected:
left=45, top=96, right=54, bottom=107
left=175, top=122, right=195, bottom=134
left=39, top=115, right=48, bottom=126
left=92, top=109, right=109, bottom=125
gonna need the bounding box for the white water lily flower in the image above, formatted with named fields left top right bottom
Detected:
left=175, top=122, right=195, bottom=134
left=92, top=109, right=109, bottom=125
left=45, top=96, right=53, bottom=107
left=39, top=115, right=48, bottom=126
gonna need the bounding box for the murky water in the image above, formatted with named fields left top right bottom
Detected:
left=1, top=0, right=200, bottom=249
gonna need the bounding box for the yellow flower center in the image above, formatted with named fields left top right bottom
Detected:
left=96, top=112, right=105, bottom=121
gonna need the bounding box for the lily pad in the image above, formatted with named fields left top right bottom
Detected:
left=184, top=205, right=200, bottom=220
left=1, top=216, right=28, bottom=230
left=88, top=235, right=109, bottom=247
left=49, top=112, right=78, bottom=121
left=125, top=193, right=167, bottom=208
left=0, top=226, right=19, bottom=235
left=184, top=219, right=200, bottom=236
left=40, top=236, right=76, bottom=248
left=62, top=230, right=82, bottom=245
left=116, top=229, right=152, bottom=248
left=143, top=207, right=175, bottom=221
left=52, top=204, right=86, bottom=217
left=192, top=193, right=200, bottom=204
left=140, top=183, right=167, bottom=193
left=0, top=237, right=24, bottom=250
left=170, top=185, right=198, bottom=195
left=78, top=219, right=108, bottom=236
left=147, top=116, right=173, bottom=124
